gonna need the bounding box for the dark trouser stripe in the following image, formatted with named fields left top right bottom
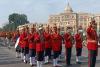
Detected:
left=66, top=48, right=72, bottom=65
left=88, top=50, right=97, bottom=67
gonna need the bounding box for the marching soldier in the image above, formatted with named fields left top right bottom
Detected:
left=14, top=29, right=20, bottom=58
left=28, top=25, right=36, bottom=66
left=51, top=24, right=62, bottom=67
left=18, top=27, right=25, bottom=61
left=86, top=19, right=98, bottom=67
left=23, top=26, right=29, bottom=63
left=19, top=26, right=29, bottom=63
left=64, top=26, right=73, bottom=66
left=34, top=24, right=45, bottom=67
left=57, top=26, right=63, bottom=61
left=75, top=26, right=83, bottom=64
left=44, top=25, right=51, bottom=64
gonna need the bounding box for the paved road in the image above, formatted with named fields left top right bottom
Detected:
left=0, top=44, right=100, bottom=67
left=0, top=45, right=29, bottom=67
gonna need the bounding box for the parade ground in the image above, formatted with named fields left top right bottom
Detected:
left=0, top=44, right=100, bottom=67
left=0, top=0, right=100, bottom=67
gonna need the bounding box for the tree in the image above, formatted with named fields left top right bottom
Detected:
left=9, top=13, right=29, bottom=24
left=3, top=13, right=29, bottom=31
left=0, top=28, right=3, bottom=31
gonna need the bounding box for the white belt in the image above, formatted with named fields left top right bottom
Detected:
left=87, top=40, right=97, bottom=43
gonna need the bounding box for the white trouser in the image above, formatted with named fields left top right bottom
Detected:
left=76, top=56, right=81, bottom=62
left=44, top=56, right=49, bottom=63
left=16, top=52, right=20, bottom=57
left=37, top=61, right=43, bottom=67
left=30, top=57, right=36, bottom=65
left=21, top=53, right=24, bottom=60
left=53, top=59, right=56, bottom=67
left=24, top=54, right=29, bottom=62
left=53, top=58, right=62, bottom=67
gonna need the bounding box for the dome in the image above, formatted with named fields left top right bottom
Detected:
left=64, top=3, right=73, bottom=13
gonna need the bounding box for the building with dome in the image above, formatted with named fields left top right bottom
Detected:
left=48, top=2, right=100, bottom=33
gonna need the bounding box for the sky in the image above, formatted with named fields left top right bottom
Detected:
left=0, top=0, right=100, bottom=27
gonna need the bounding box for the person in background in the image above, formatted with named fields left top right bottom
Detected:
left=6, top=32, right=12, bottom=49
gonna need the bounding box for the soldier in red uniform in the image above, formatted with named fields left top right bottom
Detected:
left=57, top=26, right=63, bottom=61
left=51, top=24, right=62, bottom=67
left=28, top=25, right=36, bottom=66
left=86, top=19, right=98, bottom=67
left=19, top=26, right=29, bottom=63
left=75, top=26, right=83, bottom=64
left=13, top=29, right=20, bottom=58
left=34, top=24, right=45, bottom=67
left=18, top=27, right=25, bottom=61
left=64, top=26, right=73, bottom=66
left=23, top=26, right=29, bottom=63
left=44, top=25, right=51, bottom=64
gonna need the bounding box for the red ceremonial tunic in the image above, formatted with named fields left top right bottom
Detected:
left=19, top=34, right=25, bottom=48
left=58, top=34, right=62, bottom=47
left=44, top=32, right=51, bottom=49
left=23, top=32, right=29, bottom=48
left=87, top=27, right=98, bottom=50
left=19, top=32, right=28, bottom=48
left=28, top=33, right=36, bottom=49
left=51, top=33, right=61, bottom=51
left=34, top=32, right=44, bottom=52
left=64, top=33, right=72, bottom=48
left=75, top=33, right=82, bottom=48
